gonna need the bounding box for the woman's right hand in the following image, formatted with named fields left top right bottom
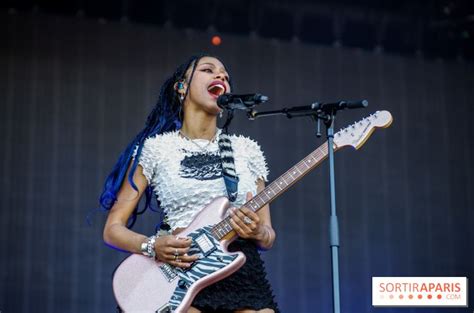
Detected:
left=154, top=235, right=200, bottom=268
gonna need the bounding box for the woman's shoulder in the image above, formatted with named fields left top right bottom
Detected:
left=228, top=133, right=264, bottom=152
left=143, top=130, right=179, bottom=148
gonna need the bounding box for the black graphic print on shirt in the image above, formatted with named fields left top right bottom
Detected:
left=179, top=150, right=223, bottom=180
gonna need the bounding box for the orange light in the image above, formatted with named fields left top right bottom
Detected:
left=211, top=35, right=222, bottom=46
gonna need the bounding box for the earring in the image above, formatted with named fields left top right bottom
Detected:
left=179, top=94, right=184, bottom=102
left=177, top=82, right=184, bottom=90
left=219, top=110, right=223, bottom=118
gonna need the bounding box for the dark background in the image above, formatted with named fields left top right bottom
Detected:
left=1, top=1, right=473, bottom=312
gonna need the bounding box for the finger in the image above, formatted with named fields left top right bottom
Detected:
left=230, top=208, right=253, bottom=233
left=233, top=208, right=258, bottom=231
left=229, top=214, right=250, bottom=238
left=169, top=259, right=193, bottom=268
left=246, top=191, right=253, bottom=201
left=163, top=251, right=199, bottom=263
left=239, top=207, right=260, bottom=224
left=168, top=236, right=193, bottom=248
left=178, top=253, right=200, bottom=263
left=164, top=246, right=190, bottom=257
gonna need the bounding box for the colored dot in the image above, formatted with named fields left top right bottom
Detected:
left=408, top=294, right=413, bottom=299
left=211, top=36, right=222, bottom=46
left=437, top=294, right=442, bottom=299
left=399, top=294, right=404, bottom=299
left=418, top=294, right=422, bottom=299
left=389, top=294, right=394, bottom=299
left=428, top=294, right=432, bottom=299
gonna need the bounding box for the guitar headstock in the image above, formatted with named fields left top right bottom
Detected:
left=334, top=110, right=393, bottom=149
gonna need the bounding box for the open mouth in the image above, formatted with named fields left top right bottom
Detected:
left=207, top=82, right=226, bottom=98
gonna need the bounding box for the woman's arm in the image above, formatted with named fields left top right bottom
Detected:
left=103, top=163, right=198, bottom=267
left=103, top=163, right=150, bottom=253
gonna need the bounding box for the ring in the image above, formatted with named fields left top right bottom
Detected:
left=176, top=257, right=181, bottom=263
left=243, top=216, right=252, bottom=225
left=174, top=254, right=178, bottom=260
left=174, top=249, right=179, bottom=256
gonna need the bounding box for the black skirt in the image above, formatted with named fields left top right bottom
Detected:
left=191, top=238, right=279, bottom=313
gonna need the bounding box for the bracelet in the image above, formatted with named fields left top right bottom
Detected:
left=140, top=235, right=156, bottom=259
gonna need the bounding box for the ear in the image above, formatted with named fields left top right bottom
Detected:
left=173, top=80, right=186, bottom=93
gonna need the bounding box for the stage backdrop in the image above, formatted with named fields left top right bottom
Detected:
left=1, top=11, right=473, bottom=313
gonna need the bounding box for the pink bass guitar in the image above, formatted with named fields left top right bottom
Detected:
left=112, top=111, right=393, bottom=313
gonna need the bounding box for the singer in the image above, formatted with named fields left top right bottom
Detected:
left=101, top=54, right=279, bottom=313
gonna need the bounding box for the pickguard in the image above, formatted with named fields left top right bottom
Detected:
left=167, top=226, right=237, bottom=311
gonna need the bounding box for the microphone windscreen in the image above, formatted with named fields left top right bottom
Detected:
left=217, top=93, right=232, bottom=108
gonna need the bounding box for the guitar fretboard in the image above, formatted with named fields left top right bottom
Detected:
left=211, top=141, right=333, bottom=240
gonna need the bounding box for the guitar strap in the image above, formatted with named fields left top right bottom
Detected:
left=218, top=132, right=239, bottom=202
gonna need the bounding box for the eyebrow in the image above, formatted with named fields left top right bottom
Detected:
left=199, top=62, right=228, bottom=74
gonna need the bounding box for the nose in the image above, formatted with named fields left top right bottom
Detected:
left=214, top=70, right=227, bottom=81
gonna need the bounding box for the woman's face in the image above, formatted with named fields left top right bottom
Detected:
left=181, top=56, right=231, bottom=116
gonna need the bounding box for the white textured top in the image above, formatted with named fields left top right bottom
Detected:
left=134, top=130, right=269, bottom=230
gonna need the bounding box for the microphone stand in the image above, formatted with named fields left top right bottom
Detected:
left=248, top=101, right=367, bottom=313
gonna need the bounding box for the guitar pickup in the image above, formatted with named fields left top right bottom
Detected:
left=193, top=232, right=216, bottom=256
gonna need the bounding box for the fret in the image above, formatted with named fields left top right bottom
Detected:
left=272, top=185, right=280, bottom=193
left=272, top=180, right=283, bottom=191
left=212, top=228, right=221, bottom=239
left=267, top=186, right=276, bottom=197
left=287, top=170, right=296, bottom=180
left=216, top=226, right=223, bottom=238
left=283, top=172, right=294, bottom=184
left=221, top=219, right=231, bottom=232
left=223, top=221, right=232, bottom=232
left=251, top=200, right=260, bottom=211
left=301, top=158, right=311, bottom=169
left=295, top=163, right=305, bottom=174
left=298, top=160, right=309, bottom=172
left=261, top=190, right=271, bottom=202
left=291, top=167, right=301, bottom=177
left=254, top=195, right=265, bottom=208
left=245, top=200, right=256, bottom=211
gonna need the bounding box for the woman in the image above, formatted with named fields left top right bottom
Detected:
left=101, top=54, right=278, bottom=313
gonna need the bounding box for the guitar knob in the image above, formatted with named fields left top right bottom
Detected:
left=178, top=279, right=188, bottom=290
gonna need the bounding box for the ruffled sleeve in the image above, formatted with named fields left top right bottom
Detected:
left=244, top=138, right=269, bottom=183
left=132, top=136, right=157, bottom=185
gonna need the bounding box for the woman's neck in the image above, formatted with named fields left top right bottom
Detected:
left=180, top=115, right=217, bottom=140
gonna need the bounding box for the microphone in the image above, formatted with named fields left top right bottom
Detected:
left=217, top=93, right=269, bottom=110
left=311, top=100, right=368, bottom=111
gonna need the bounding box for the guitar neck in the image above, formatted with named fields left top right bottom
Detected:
left=212, top=141, right=337, bottom=240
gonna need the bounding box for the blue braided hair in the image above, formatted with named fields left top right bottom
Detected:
left=99, top=53, right=225, bottom=228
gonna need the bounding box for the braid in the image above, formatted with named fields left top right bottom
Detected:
left=99, top=53, right=213, bottom=228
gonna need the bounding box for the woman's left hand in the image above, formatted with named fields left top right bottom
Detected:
left=229, top=192, right=266, bottom=240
